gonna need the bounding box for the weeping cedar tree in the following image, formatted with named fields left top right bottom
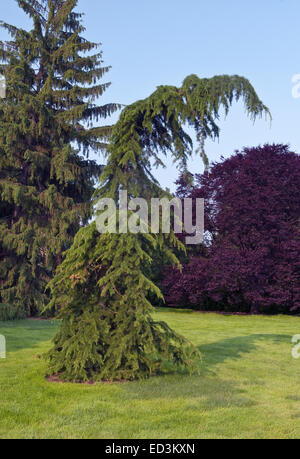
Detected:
left=0, top=0, right=119, bottom=316
left=45, top=74, right=270, bottom=382
left=163, top=144, right=300, bottom=314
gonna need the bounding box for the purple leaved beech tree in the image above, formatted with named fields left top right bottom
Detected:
left=162, top=144, right=300, bottom=314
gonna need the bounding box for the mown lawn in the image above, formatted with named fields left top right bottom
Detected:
left=0, top=309, right=300, bottom=439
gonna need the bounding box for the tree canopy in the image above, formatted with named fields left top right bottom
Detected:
left=163, top=144, right=300, bottom=314
left=46, top=72, right=270, bottom=381
left=0, top=0, right=119, bottom=316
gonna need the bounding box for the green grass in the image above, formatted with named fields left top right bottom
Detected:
left=1, top=309, right=300, bottom=439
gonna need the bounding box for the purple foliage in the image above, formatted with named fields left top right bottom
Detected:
left=162, top=144, right=300, bottom=314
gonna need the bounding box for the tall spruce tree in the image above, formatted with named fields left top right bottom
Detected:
left=46, top=75, right=270, bottom=382
left=0, top=0, right=119, bottom=316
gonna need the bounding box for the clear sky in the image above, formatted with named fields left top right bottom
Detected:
left=1, top=0, right=300, bottom=190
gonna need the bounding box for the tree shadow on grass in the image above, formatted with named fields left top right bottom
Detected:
left=154, top=333, right=288, bottom=379
left=198, top=333, right=289, bottom=375
left=0, top=319, right=58, bottom=353
left=121, top=333, right=288, bottom=411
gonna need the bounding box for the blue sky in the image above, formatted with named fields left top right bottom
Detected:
left=1, top=0, right=300, bottom=190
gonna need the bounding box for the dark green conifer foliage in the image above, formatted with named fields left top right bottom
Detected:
left=46, top=74, right=270, bottom=382
left=0, top=0, right=119, bottom=316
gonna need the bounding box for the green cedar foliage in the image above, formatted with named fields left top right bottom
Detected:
left=0, top=0, right=119, bottom=316
left=46, top=74, right=270, bottom=382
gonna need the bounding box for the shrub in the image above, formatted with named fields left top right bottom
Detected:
left=0, top=304, right=26, bottom=321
